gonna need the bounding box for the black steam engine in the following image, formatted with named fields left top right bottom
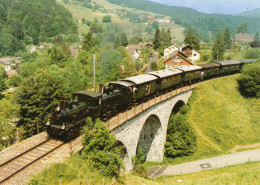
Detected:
left=46, top=59, right=255, bottom=140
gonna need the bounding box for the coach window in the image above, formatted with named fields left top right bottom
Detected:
left=146, top=84, right=151, bottom=94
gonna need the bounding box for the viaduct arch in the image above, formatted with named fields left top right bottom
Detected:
left=111, top=90, right=193, bottom=171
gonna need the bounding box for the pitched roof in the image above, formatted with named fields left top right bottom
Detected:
left=164, top=51, right=192, bottom=65
left=235, top=33, right=254, bottom=42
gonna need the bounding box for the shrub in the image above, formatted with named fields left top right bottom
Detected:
left=165, top=106, right=196, bottom=158
left=237, top=61, right=260, bottom=98
left=81, top=118, right=123, bottom=177
left=131, top=147, right=147, bottom=177
left=103, top=15, right=112, bottom=22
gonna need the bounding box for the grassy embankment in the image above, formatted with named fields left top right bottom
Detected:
left=149, top=74, right=260, bottom=166
left=59, top=0, right=185, bottom=42
left=29, top=156, right=260, bottom=185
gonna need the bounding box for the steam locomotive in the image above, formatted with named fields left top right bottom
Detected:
left=46, top=59, right=255, bottom=140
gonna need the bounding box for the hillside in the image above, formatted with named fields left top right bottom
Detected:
left=187, top=75, right=260, bottom=156
left=238, top=8, right=260, bottom=19
left=0, top=0, right=77, bottom=56
left=58, top=0, right=185, bottom=42
left=107, top=0, right=260, bottom=42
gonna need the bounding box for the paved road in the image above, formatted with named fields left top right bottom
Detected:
left=148, top=149, right=260, bottom=178
left=145, top=53, right=158, bottom=73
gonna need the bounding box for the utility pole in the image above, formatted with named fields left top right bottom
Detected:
left=230, top=39, right=233, bottom=60
left=217, top=50, right=219, bottom=62
left=93, top=54, right=96, bottom=92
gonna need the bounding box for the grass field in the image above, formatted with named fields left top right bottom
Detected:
left=59, top=0, right=185, bottom=41
left=29, top=155, right=260, bottom=185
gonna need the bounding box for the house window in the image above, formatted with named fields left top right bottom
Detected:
left=194, top=54, right=196, bottom=56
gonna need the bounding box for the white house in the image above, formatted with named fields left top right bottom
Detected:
left=164, top=45, right=180, bottom=58
left=181, top=45, right=200, bottom=62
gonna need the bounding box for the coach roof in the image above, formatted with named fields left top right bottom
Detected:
left=146, top=69, right=182, bottom=78
left=121, top=74, right=158, bottom=85
left=174, top=65, right=202, bottom=72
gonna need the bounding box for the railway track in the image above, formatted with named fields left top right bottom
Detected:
left=0, top=139, right=64, bottom=184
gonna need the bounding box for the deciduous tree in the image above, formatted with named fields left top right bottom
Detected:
left=16, top=69, right=66, bottom=137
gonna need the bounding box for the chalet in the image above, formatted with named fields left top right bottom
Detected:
left=126, top=45, right=142, bottom=60
left=164, top=45, right=180, bottom=57
left=235, top=33, right=254, bottom=43
left=126, top=43, right=153, bottom=60
left=164, top=51, right=193, bottom=69
left=181, top=45, right=200, bottom=62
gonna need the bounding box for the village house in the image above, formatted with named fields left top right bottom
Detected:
left=164, top=51, right=193, bottom=69
left=157, top=17, right=171, bottom=23
left=181, top=45, right=200, bottom=62
left=126, top=43, right=153, bottom=60
left=164, top=45, right=180, bottom=57
left=0, top=58, right=13, bottom=71
left=234, top=33, right=254, bottom=43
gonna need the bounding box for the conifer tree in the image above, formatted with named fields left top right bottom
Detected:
left=254, top=32, right=260, bottom=42
left=120, top=32, right=128, bottom=47
left=224, top=27, right=232, bottom=49
left=184, top=26, right=200, bottom=50
left=212, top=31, right=225, bottom=61
left=153, top=28, right=160, bottom=50
left=114, top=35, right=120, bottom=49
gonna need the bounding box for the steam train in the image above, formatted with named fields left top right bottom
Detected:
left=46, top=59, right=255, bottom=140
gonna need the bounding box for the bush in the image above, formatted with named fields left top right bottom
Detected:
left=103, top=15, right=112, bottom=22
left=237, top=61, right=260, bottom=98
left=81, top=118, right=123, bottom=177
left=131, top=147, right=147, bottom=177
left=164, top=106, right=196, bottom=158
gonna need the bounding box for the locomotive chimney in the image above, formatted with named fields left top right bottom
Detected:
left=99, top=84, right=104, bottom=94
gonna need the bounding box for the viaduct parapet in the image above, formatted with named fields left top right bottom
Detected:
left=110, top=90, right=193, bottom=171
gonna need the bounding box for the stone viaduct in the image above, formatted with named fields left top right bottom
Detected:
left=109, top=90, right=193, bottom=171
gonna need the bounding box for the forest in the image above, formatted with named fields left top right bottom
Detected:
left=107, top=0, right=260, bottom=42
left=0, top=0, right=78, bottom=56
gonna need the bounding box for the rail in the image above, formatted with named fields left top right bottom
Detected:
left=107, top=81, right=199, bottom=130
left=0, top=139, right=64, bottom=183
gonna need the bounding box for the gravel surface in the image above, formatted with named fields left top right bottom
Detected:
left=1, top=135, right=83, bottom=185
left=0, top=132, right=48, bottom=165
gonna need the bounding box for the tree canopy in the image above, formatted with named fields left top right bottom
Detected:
left=16, top=69, right=66, bottom=137
left=0, top=0, right=77, bottom=56
left=184, top=26, right=200, bottom=50
left=238, top=61, right=260, bottom=98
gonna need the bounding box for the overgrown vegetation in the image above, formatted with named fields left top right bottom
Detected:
left=81, top=118, right=123, bottom=177
left=165, top=106, right=196, bottom=158
left=238, top=61, right=260, bottom=98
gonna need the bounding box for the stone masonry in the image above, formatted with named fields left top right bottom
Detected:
left=111, top=90, right=193, bottom=171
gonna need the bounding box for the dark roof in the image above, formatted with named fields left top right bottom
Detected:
left=164, top=51, right=192, bottom=64
left=216, top=60, right=242, bottom=66
left=121, top=74, right=158, bottom=85
left=197, top=63, right=220, bottom=68
left=110, top=81, right=134, bottom=87
left=146, top=69, right=182, bottom=78
left=73, top=91, right=102, bottom=98
left=239, top=59, right=257, bottom=63
left=235, top=33, right=254, bottom=42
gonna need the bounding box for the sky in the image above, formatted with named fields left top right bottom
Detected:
left=149, top=0, right=260, bottom=15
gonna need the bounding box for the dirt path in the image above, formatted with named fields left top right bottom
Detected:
left=230, top=143, right=260, bottom=153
